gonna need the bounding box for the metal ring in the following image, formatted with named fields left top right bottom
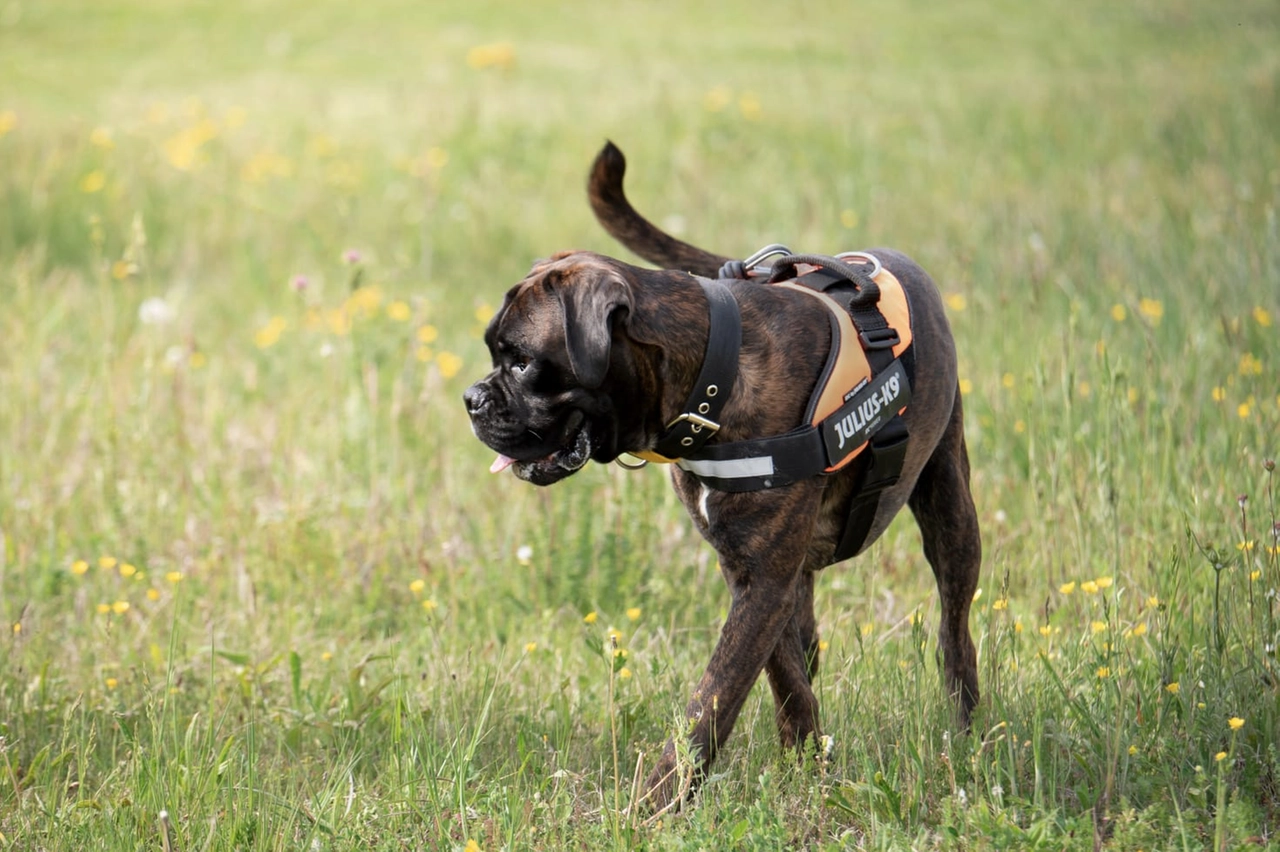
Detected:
left=615, top=455, right=648, bottom=470
left=706, top=384, right=718, bottom=397
left=740, top=243, right=793, bottom=270
left=835, top=251, right=883, bottom=278
left=681, top=436, right=694, bottom=447
left=697, top=402, right=710, bottom=414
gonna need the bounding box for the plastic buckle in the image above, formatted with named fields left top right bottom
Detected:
left=859, top=327, right=901, bottom=351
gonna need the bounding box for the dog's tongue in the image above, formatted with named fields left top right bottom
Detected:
left=489, top=454, right=516, bottom=474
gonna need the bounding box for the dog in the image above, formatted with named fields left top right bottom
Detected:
left=464, top=141, right=981, bottom=811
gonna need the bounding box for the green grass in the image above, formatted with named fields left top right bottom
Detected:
left=1, top=0, right=1278, bottom=848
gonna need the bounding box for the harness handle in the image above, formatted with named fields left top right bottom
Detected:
left=767, top=253, right=881, bottom=307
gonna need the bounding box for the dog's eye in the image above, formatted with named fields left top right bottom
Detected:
left=511, top=357, right=531, bottom=375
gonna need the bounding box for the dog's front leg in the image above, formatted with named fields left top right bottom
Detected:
left=643, top=484, right=822, bottom=812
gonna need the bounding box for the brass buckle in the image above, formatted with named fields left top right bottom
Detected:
left=667, top=412, right=721, bottom=435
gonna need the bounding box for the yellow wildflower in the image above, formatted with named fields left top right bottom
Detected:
left=992, top=598, right=1008, bottom=611
left=119, top=563, right=137, bottom=578
left=959, top=378, right=973, bottom=396
left=738, top=92, right=762, bottom=121
left=607, top=627, right=624, bottom=644
left=626, top=607, right=641, bottom=621
left=583, top=611, right=598, bottom=624
left=1001, top=372, right=1015, bottom=389
left=1146, top=595, right=1159, bottom=608
left=1014, top=419, right=1026, bottom=434
left=1128, top=745, right=1138, bottom=755
left=417, top=324, right=439, bottom=344
left=1077, top=381, right=1092, bottom=398
left=840, top=209, right=859, bottom=229
left=386, top=300, right=411, bottom=322
left=524, top=642, right=537, bottom=653
left=422, top=599, right=438, bottom=612
left=1138, top=297, right=1163, bottom=324
left=71, top=560, right=89, bottom=576
left=1250, top=569, right=1262, bottom=581
left=1212, top=386, right=1226, bottom=402
left=1091, top=621, right=1107, bottom=634
left=1127, top=623, right=1147, bottom=638
left=703, top=85, right=732, bottom=112
left=424, top=146, right=448, bottom=170
left=1165, top=682, right=1180, bottom=694
left=1080, top=580, right=1099, bottom=594
left=818, top=639, right=830, bottom=651
left=0, top=109, right=16, bottom=137
left=146, top=588, right=160, bottom=601
left=105, top=677, right=119, bottom=690
left=96, top=603, right=111, bottom=614
left=1237, top=540, right=1255, bottom=552
left=1096, top=666, right=1110, bottom=678
left=1238, top=400, right=1252, bottom=419
left=1238, top=353, right=1263, bottom=376
left=466, top=42, right=516, bottom=70
left=90, top=127, right=114, bottom=149
left=474, top=304, right=495, bottom=324
left=619, top=667, right=632, bottom=679
left=1038, top=625, right=1052, bottom=637
left=946, top=293, right=967, bottom=312
left=111, top=601, right=130, bottom=614
left=1253, top=306, right=1272, bottom=327
left=415, top=346, right=434, bottom=362
left=165, top=571, right=183, bottom=583
left=1059, top=582, right=1076, bottom=595
left=1228, top=717, right=1244, bottom=730
left=321, top=651, right=333, bottom=661
left=1110, top=304, right=1126, bottom=322
left=79, top=170, right=106, bottom=193
left=409, top=579, right=426, bottom=595
left=1095, top=576, right=1113, bottom=589
left=1215, top=751, right=1227, bottom=762
left=861, top=622, right=874, bottom=637
left=463, top=840, right=483, bottom=852
left=1014, top=620, right=1023, bottom=634
left=254, top=316, right=287, bottom=349
left=436, top=351, right=463, bottom=379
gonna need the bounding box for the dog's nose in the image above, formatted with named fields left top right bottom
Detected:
left=463, top=384, right=490, bottom=415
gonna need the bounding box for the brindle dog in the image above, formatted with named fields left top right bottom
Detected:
left=464, top=142, right=981, bottom=811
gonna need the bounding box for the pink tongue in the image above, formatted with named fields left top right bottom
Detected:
left=489, top=454, right=516, bottom=474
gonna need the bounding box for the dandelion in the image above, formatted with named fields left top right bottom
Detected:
left=1080, top=580, right=1099, bottom=594
left=1096, top=666, right=1110, bottom=678
left=1212, top=386, right=1226, bottom=402
left=474, top=304, right=495, bottom=324
left=1059, top=581, right=1076, bottom=595
left=1127, top=623, right=1148, bottom=638
left=321, top=651, right=333, bottom=661
left=1039, top=625, right=1053, bottom=637
left=1237, top=540, right=1255, bottom=552
left=1254, top=306, right=1273, bottom=327
left=466, top=42, right=516, bottom=70
left=861, top=622, right=874, bottom=637
left=1128, top=745, right=1138, bottom=755
left=703, top=85, right=732, bottom=112
left=1127, top=387, right=1139, bottom=405
left=1001, top=372, right=1015, bottom=389
left=255, top=316, right=287, bottom=349
left=105, top=677, right=119, bottom=690
left=1238, top=353, right=1263, bottom=376
left=417, top=324, right=439, bottom=344
left=1077, top=380, right=1092, bottom=398
left=945, top=293, right=967, bottom=312
left=818, top=639, right=830, bottom=651
left=112, top=260, right=135, bottom=280
left=1095, top=576, right=1113, bottom=589
left=146, top=588, right=160, bottom=601
left=1138, top=297, right=1164, bottom=324
left=386, top=301, right=411, bottom=321
left=1146, top=595, right=1160, bottom=608
left=96, top=603, right=111, bottom=614
left=992, top=598, right=1008, bottom=611
left=1238, top=400, right=1252, bottom=418
left=1198, top=702, right=1207, bottom=710
left=1091, top=620, right=1107, bottom=634
left=1013, top=419, right=1026, bottom=434
left=79, top=170, right=106, bottom=193
left=840, top=209, right=859, bottom=229
left=959, top=378, right=973, bottom=396
left=90, top=126, right=114, bottom=149
left=436, top=351, right=463, bottom=379
left=619, top=667, right=632, bottom=679
left=1228, top=717, right=1244, bottom=730
left=111, top=601, right=130, bottom=614
left=422, top=599, right=438, bottom=612
left=626, top=607, right=641, bottom=621
left=1166, top=682, right=1180, bottom=694
left=1215, top=751, right=1227, bottom=762
left=524, top=642, right=537, bottom=653
left=409, top=579, right=426, bottom=595
left=583, top=611, right=598, bottom=625
left=1014, top=620, right=1023, bottom=633
left=119, top=563, right=137, bottom=578
left=463, top=839, right=483, bottom=852
left=1110, top=304, right=1127, bottom=322
left=71, top=560, right=89, bottom=576
left=516, top=544, right=533, bottom=565
left=165, top=571, right=183, bottom=583
left=1250, top=569, right=1262, bottom=581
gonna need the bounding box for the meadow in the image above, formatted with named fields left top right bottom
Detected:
left=1, top=0, right=1278, bottom=848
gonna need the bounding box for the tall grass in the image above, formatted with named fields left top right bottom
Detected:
left=1, top=0, right=1277, bottom=848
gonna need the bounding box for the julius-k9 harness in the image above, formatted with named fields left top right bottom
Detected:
left=626, top=247, right=916, bottom=562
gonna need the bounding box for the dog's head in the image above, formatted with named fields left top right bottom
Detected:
left=464, top=252, right=649, bottom=486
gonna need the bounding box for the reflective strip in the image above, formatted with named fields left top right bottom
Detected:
left=676, top=455, right=775, bottom=479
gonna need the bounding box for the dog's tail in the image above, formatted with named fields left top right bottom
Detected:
left=588, top=141, right=733, bottom=278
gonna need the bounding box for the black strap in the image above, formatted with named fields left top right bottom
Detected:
left=651, top=278, right=741, bottom=459
left=832, top=414, right=909, bottom=561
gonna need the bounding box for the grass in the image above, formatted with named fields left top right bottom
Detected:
left=1, top=0, right=1278, bottom=848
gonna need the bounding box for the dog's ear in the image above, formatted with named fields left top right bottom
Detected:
left=558, top=269, right=632, bottom=390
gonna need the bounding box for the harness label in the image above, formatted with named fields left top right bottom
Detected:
left=821, top=360, right=911, bottom=466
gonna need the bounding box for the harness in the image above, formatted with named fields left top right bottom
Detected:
left=626, top=247, right=915, bottom=562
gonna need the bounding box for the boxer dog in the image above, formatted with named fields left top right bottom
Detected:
left=464, top=142, right=981, bottom=812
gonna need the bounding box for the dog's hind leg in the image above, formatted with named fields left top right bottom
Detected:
left=764, top=568, right=821, bottom=750
left=908, top=388, right=981, bottom=725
